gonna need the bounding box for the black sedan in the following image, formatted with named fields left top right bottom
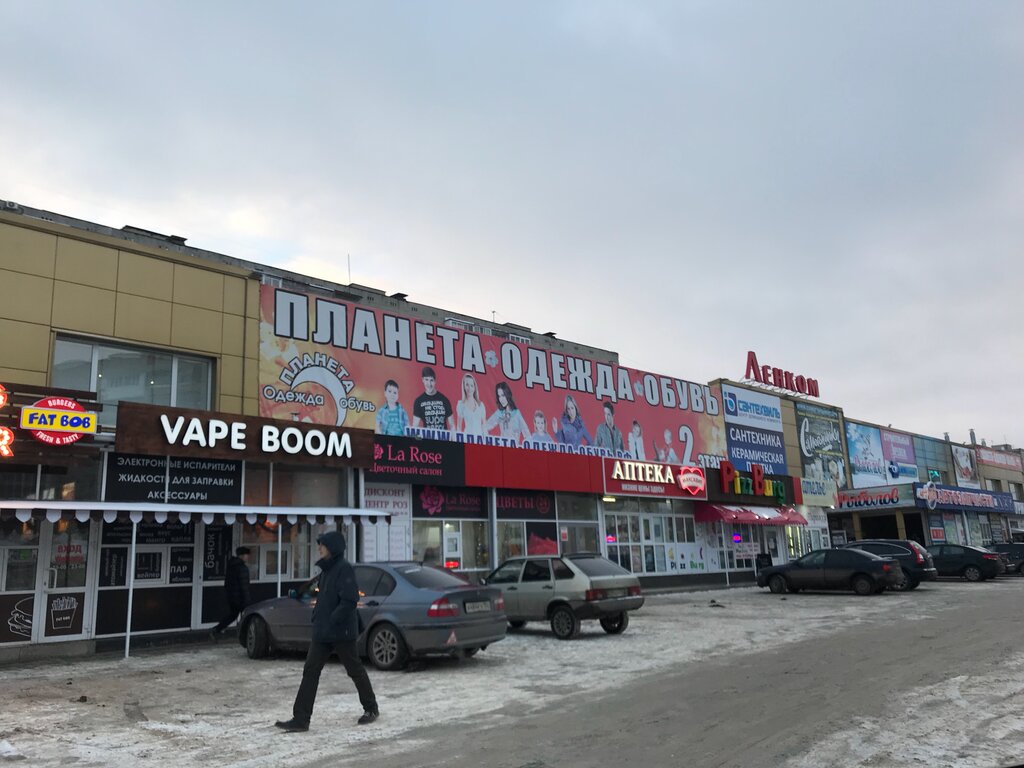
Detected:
left=239, top=562, right=508, bottom=669
left=925, top=544, right=1002, bottom=581
left=756, top=548, right=902, bottom=596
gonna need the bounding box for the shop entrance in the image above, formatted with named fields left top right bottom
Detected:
left=37, top=519, right=95, bottom=643
left=860, top=514, right=899, bottom=539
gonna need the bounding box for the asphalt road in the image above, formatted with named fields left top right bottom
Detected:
left=317, top=579, right=1024, bottom=768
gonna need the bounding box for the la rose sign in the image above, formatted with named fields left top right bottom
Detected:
left=744, top=351, right=819, bottom=398
left=20, top=396, right=98, bottom=446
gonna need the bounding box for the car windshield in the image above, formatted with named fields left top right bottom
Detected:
left=567, top=556, right=631, bottom=577
left=395, top=565, right=469, bottom=589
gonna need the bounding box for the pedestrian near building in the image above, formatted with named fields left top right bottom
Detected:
left=210, top=546, right=251, bottom=641
left=275, top=531, right=379, bottom=732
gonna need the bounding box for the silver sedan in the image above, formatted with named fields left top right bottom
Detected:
left=238, top=562, right=508, bottom=670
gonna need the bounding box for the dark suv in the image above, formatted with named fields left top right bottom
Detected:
left=839, top=539, right=937, bottom=591
left=925, top=544, right=1002, bottom=581
left=989, top=543, right=1024, bottom=574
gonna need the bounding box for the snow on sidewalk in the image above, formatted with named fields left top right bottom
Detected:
left=0, top=583, right=976, bottom=767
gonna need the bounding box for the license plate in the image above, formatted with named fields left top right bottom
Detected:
left=606, top=589, right=626, bottom=598
left=464, top=600, right=491, bottom=614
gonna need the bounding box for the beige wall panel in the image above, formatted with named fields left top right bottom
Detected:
left=243, top=396, right=260, bottom=417
left=245, top=318, right=259, bottom=359
left=0, top=269, right=53, bottom=324
left=55, top=238, right=118, bottom=290
left=173, top=264, right=224, bottom=312
left=222, top=313, right=245, bottom=355
left=220, top=395, right=243, bottom=415
left=219, top=354, right=243, bottom=398
left=52, top=282, right=116, bottom=336
left=171, top=305, right=222, bottom=353
left=0, top=367, right=46, bottom=386
left=114, top=294, right=172, bottom=345
left=0, top=223, right=57, bottom=277
left=223, top=276, right=246, bottom=316
left=245, top=281, right=260, bottom=319
left=118, top=251, right=173, bottom=301
left=0, top=319, right=51, bottom=372
left=243, top=359, right=258, bottom=400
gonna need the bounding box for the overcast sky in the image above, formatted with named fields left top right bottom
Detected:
left=2, top=2, right=1022, bottom=448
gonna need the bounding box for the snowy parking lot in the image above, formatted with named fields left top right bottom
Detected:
left=1, top=581, right=1023, bottom=767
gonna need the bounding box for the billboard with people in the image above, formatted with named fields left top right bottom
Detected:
left=259, top=286, right=728, bottom=467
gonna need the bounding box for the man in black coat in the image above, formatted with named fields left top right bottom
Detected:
left=275, top=531, right=379, bottom=732
left=210, top=546, right=251, bottom=640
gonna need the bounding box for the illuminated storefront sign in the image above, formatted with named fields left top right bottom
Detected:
left=0, top=384, right=11, bottom=458
left=19, top=396, right=98, bottom=446
left=602, top=458, right=707, bottom=500
left=718, top=460, right=787, bottom=504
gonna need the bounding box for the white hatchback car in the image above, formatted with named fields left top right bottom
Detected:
left=483, top=553, right=644, bottom=640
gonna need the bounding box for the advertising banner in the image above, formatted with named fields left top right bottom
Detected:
left=951, top=445, right=981, bottom=489
left=845, top=422, right=887, bottom=489
left=363, top=482, right=412, bottom=561
left=800, top=477, right=837, bottom=508
left=412, top=486, right=487, bottom=519
left=722, top=385, right=785, bottom=474
left=259, top=286, right=727, bottom=468
left=977, top=446, right=1024, bottom=472
left=836, top=484, right=912, bottom=511
left=880, top=430, right=918, bottom=485
left=104, top=453, right=242, bottom=505
left=365, top=436, right=466, bottom=486
left=928, top=514, right=946, bottom=543
left=496, top=489, right=556, bottom=520
left=795, top=401, right=846, bottom=491
left=913, top=482, right=1014, bottom=513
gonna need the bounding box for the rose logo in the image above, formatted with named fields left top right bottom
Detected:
left=374, top=444, right=384, bottom=460
left=536, top=496, right=551, bottom=516
left=420, top=486, right=445, bottom=516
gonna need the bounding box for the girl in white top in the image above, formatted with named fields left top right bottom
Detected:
left=456, top=373, right=487, bottom=436
left=628, top=420, right=646, bottom=460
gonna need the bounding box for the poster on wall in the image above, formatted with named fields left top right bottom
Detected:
left=845, top=422, right=887, bottom=489
left=977, top=447, right=1024, bottom=472
left=722, top=385, right=786, bottom=474
left=525, top=521, right=558, bottom=555
left=668, top=543, right=707, bottom=572
left=0, top=595, right=33, bottom=644
left=880, top=430, right=918, bottom=485
left=362, top=483, right=413, bottom=561
left=951, top=445, right=981, bottom=489
left=44, top=592, right=85, bottom=637
left=928, top=514, right=946, bottom=543
left=259, top=286, right=728, bottom=468
left=795, top=401, right=846, bottom=491
left=412, top=486, right=487, bottom=519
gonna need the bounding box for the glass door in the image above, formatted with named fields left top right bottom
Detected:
left=38, top=519, right=96, bottom=643
left=0, top=518, right=40, bottom=645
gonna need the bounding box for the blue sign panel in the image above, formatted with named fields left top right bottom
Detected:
left=725, top=424, right=786, bottom=475
left=912, top=482, right=1014, bottom=514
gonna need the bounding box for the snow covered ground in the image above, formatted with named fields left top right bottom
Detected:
left=0, top=582, right=1021, bottom=767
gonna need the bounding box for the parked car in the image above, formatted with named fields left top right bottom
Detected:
left=925, top=544, right=1002, bottom=582
left=838, top=539, right=937, bottom=591
left=483, top=553, right=644, bottom=640
left=756, top=548, right=902, bottom=596
left=990, top=543, right=1024, bottom=574
left=238, top=562, right=507, bottom=669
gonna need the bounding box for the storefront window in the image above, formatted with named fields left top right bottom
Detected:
left=556, top=493, right=598, bottom=521
left=0, top=464, right=39, bottom=500
left=51, top=520, right=90, bottom=588
left=241, top=522, right=311, bottom=580
left=40, top=458, right=102, bottom=502
left=562, top=524, right=598, bottom=555
left=1, top=518, right=39, bottom=592
left=498, top=521, right=525, bottom=562
left=413, top=521, right=442, bottom=565
left=272, top=466, right=348, bottom=507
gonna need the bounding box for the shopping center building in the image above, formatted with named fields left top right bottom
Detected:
left=1, top=201, right=1022, bottom=658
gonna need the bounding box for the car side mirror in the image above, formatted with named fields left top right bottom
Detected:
left=479, top=577, right=487, bottom=585
left=288, top=589, right=298, bottom=599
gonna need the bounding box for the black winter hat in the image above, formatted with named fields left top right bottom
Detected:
left=317, top=531, right=347, bottom=557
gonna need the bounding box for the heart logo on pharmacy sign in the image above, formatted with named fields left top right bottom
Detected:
left=20, top=396, right=98, bottom=446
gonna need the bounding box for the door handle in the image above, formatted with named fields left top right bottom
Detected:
left=542, top=585, right=553, bottom=590
left=47, top=567, right=58, bottom=590
left=365, top=600, right=380, bottom=607
left=507, top=587, right=518, bottom=591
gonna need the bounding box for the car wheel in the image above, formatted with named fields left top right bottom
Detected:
left=892, top=572, right=913, bottom=591
left=462, top=647, right=480, bottom=658
left=851, top=575, right=874, bottom=596
left=550, top=605, right=581, bottom=640
left=245, top=616, right=270, bottom=659
left=963, top=565, right=982, bottom=582
left=599, top=612, right=630, bottom=634
left=367, top=622, right=409, bottom=671
left=768, top=575, right=787, bottom=594
left=508, top=620, right=526, bottom=630
left=905, top=579, right=920, bottom=591
left=787, top=584, right=801, bottom=594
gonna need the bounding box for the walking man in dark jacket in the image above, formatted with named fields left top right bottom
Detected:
left=275, top=531, right=378, bottom=732
left=210, top=546, right=251, bottom=641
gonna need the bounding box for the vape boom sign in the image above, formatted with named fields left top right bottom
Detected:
left=20, top=396, right=98, bottom=446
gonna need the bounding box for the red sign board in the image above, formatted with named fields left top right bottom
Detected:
left=602, top=458, right=707, bottom=500
left=744, top=351, right=819, bottom=398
